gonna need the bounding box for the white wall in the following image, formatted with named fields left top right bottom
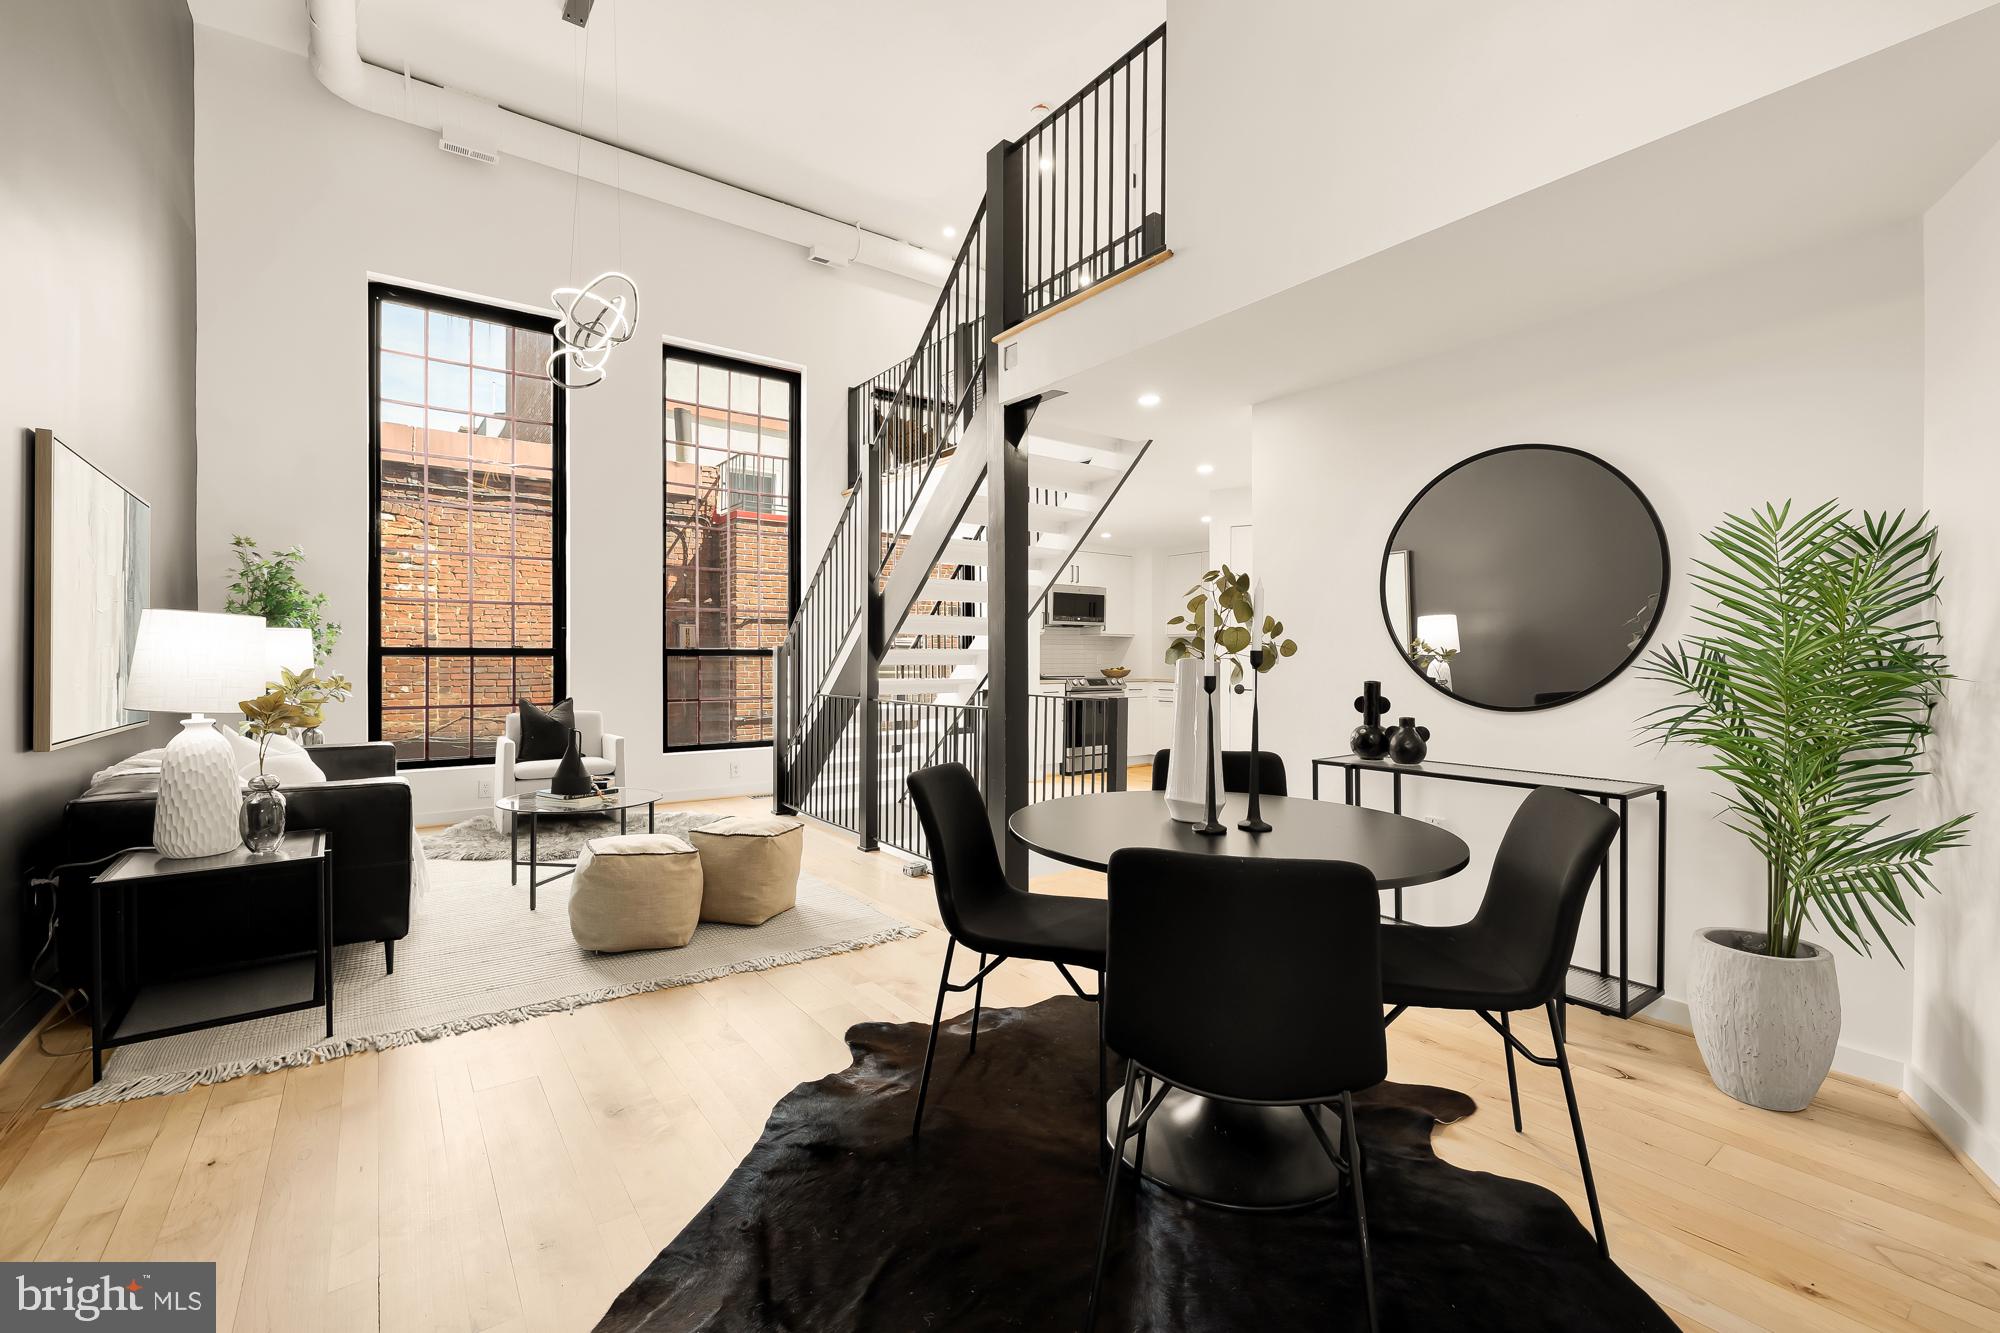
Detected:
left=1005, top=0, right=1991, bottom=401
left=192, top=27, right=931, bottom=820
left=1910, top=138, right=2000, bottom=1179
left=1252, top=224, right=1927, bottom=1080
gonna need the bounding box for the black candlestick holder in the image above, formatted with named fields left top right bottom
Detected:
left=1195, top=672, right=1227, bottom=835
left=1239, top=649, right=1270, bottom=832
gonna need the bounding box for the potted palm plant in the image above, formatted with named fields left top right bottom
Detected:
left=1641, top=502, right=1970, bottom=1111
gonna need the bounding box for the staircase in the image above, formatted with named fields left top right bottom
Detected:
left=880, top=426, right=1150, bottom=702
left=773, top=23, right=1168, bottom=862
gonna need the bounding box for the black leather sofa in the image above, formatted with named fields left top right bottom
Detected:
left=56, top=742, right=414, bottom=984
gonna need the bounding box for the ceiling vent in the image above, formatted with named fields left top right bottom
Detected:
left=439, top=136, right=499, bottom=165
left=437, top=89, right=502, bottom=165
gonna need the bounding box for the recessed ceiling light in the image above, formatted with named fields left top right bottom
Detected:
left=1038, top=155, right=1054, bottom=171
left=942, top=224, right=956, bottom=239
left=1136, top=392, right=1161, bottom=407
left=1099, top=531, right=1112, bottom=540
left=1199, top=514, right=1212, bottom=525
left=1195, top=463, right=1214, bottom=476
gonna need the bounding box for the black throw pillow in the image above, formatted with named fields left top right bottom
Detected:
left=517, top=697, right=575, bottom=762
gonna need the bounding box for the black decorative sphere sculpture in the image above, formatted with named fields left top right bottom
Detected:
left=1352, top=681, right=1392, bottom=760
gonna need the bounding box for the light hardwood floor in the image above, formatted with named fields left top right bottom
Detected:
left=1, top=795, right=1996, bottom=1332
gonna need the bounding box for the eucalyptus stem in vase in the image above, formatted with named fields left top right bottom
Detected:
left=1158, top=566, right=1297, bottom=823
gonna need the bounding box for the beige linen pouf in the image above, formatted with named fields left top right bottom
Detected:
left=568, top=833, right=703, bottom=952
left=691, top=815, right=804, bottom=925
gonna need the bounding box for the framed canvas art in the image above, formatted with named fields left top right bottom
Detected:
left=33, top=428, right=152, bottom=750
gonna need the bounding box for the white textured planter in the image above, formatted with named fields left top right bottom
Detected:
left=1686, top=927, right=1840, bottom=1112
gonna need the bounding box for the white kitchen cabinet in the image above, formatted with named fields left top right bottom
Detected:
left=1072, top=550, right=1136, bottom=635
left=1121, top=681, right=1176, bottom=761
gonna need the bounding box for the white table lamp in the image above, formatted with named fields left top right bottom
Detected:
left=1416, top=613, right=1461, bottom=690
left=264, top=626, right=315, bottom=683
left=126, top=610, right=270, bottom=858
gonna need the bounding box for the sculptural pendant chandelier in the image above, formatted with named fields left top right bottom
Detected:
left=551, top=271, right=637, bottom=389
left=550, top=0, right=637, bottom=389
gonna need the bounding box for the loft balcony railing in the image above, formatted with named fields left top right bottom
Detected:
left=1014, top=23, right=1167, bottom=322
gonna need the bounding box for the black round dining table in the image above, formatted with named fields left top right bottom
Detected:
left=1009, top=789, right=1471, bottom=1211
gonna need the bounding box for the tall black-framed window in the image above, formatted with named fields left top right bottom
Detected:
left=369, top=282, right=567, bottom=768
left=663, top=345, right=801, bottom=751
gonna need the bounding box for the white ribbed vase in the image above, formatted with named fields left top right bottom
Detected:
left=154, top=716, right=245, bottom=859
left=1163, top=657, right=1224, bottom=823
left=1686, top=927, right=1840, bottom=1113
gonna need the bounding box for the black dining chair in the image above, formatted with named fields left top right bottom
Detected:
left=1149, top=748, right=1288, bottom=795
left=905, top=763, right=1108, bottom=1143
left=1378, top=785, right=1621, bottom=1255
left=1088, top=849, right=1385, bottom=1332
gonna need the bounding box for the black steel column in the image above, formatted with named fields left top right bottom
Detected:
left=858, top=385, right=881, bottom=852
left=1106, top=697, right=1129, bottom=792
left=986, top=137, right=1031, bottom=883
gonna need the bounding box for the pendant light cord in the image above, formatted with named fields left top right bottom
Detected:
left=568, top=19, right=587, bottom=290
left=611, top=0, right=623, bottom=271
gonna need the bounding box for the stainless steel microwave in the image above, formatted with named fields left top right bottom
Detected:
left=1045, top=584, right=1107, bottom=628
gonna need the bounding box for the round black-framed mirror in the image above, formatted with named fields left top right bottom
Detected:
left=1380, top=444, right=1669, bottom=712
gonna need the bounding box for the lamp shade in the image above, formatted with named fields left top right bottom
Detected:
left=1416, top=613, right=1461, bottom=654
left=125, top=610, right=269, bottom=714
left=265, top=626, right=315, bottom=681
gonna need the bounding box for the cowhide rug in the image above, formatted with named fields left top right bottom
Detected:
left=593, top=995, right=1672, bottom=1331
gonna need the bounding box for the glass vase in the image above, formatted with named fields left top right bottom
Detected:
left=241, top=774, right=287, bottom=854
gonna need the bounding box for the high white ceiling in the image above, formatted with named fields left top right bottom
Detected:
left=333, top=0, right=1163, bottom=249
left=1037, top=2, right=2000, bottom=558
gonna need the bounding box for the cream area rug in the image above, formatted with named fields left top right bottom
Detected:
left=53, top=854, right=922, bottom=1108
left=421, top=809, right=726, bottom=861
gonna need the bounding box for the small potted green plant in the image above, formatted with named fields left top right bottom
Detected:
left=225, top=535, right=341, bottom=664
left=1641, top=502, right=1970, bottom=1110
left=237, top=689, right=312, bottom=853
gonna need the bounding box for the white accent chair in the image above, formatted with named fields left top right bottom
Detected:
left=493, top=709, right=626, bottom=832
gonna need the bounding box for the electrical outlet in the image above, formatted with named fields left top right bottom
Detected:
left=476, top=777, right=492, bottom=798
left=1422, top=815, right=1450, bottom=831
left=728, top=760, right=741, bottom=779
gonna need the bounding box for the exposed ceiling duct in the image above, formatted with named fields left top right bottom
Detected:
left=303, top=0, right=950, bottom=287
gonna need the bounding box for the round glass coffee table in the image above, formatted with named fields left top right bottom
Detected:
left=494, top=788, right=663, bottom=909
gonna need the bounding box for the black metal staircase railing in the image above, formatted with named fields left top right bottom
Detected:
left=873, top=201, right=988, bottom=573
left=877, top=697, right=989, bottom=857
left=772, top=200, right=989, bottom=828
left=773, top=487, right=865, bottom=765
left=876, top=691, right=1130, bottom=860
left=777, top=24, right=1167, bottom=856
left=785, top=692, right=865, bottom=835
left=1017, top=23, right=1167, bottom=319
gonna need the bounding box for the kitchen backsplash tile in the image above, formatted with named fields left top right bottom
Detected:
left=1041, top=630, right=1135, bottom=678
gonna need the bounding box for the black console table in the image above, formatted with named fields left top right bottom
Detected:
left=1313, top=756, right=1666, bottom=1018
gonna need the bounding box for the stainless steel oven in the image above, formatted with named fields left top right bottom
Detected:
left=1045, top=584, right=1107, bottom=628
left=1060, top=683, right=1124, bottom=775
